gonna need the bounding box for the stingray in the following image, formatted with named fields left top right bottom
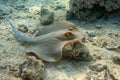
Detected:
left=5, top=16, right=83, bottom=62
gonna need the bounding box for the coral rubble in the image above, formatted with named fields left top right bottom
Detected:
left=20, top=57, right=46, bottom=80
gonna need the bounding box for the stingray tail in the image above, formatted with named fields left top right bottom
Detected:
left=5, top=16, right=30, bottom=42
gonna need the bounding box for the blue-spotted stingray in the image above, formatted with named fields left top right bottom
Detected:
left=5, top=16, right=83, bottom=62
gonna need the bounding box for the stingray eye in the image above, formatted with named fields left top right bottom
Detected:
left=64, top=31, right=74, bottom=39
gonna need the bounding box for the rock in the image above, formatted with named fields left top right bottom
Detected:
left=54, top=5, right=65, bottom=10
left=17, top=24, right=28, bottom=33
left=20, top=56, right=46, bottom=80
left=28, top=27, right=37, bottom=34
left=89, top=63, right=107, bottom=72
left=108, top=68, right=120, bottom=80
left=0, top=9, right=4, bottom=19
left=8, top=65, right=21, bottom=77
left=0, top=64, right=6, bottom=69
left=86, top=70, right=116, bottom=80
left=15, top=5, right=25, bottom=10
left=40, top=7, right=54, bottom=25
left=95, top=24, right=103, bottom=29
left=112, top=56, right=120, bottom=65
left=0, top=9, right=4, bottom=13
left=84, top=30, right=100, bottom=37
left=27, top=26, right=41, bottom=37
left=66, top=10, right=77, bottom=20
left=0, top=8, right=11, bottom=16
left=63, top=40, right=92, bottom=61
left=1, top=0, right=8, bottom=4
left=0, top=14, right=4, bottom=19
left=106, top=44, right=120, bottom=52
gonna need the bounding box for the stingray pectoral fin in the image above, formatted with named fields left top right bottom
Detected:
left=25, top=38, right=66, bottom=62
left=26, top=38, right=81, bottom=62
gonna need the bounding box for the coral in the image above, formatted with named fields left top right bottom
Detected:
left=67, top=0, right=120, bottom=22
left=69, top=0, right=120, bottom=12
